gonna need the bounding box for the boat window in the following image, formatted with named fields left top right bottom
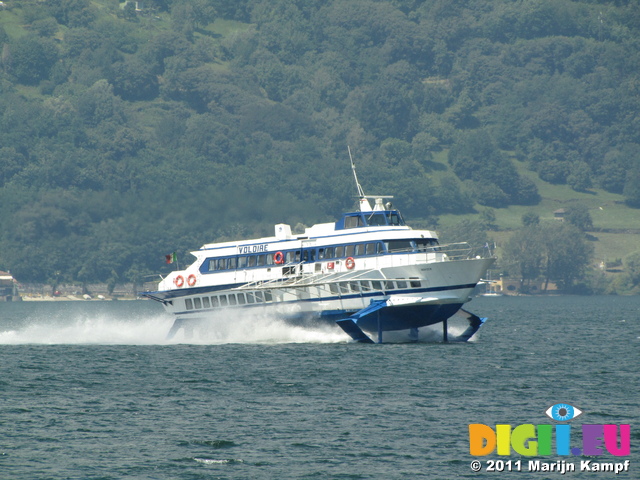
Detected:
left=202, top=297, right=210, bottom=308
left=386, top=240, right=413, bottom=252
left=344, top=215, right=364, bottom=228
left=217, top=258, right=227, bottom=270
left=410, top=278, right=421, bottom=288
left=396, top=280, right=407, bottom=289
left=360, top=281, right=372, bottom=292
left=324, top=247, right=334, bottom=259
left=285, top=250, right=301, bottom=263
left=248, top=256, right=257, bottom=267
left=246, top=292, right=255, bottom=303
left=219, top=295, right=228, bottom=306
left=266, top=254, right=274, bottom=266
left=238, top=256, right=247, bottom=268
left=208, top=259, right=216, bottom=271
left=185, top=298, right=193, bottom=310
left=354, top=244, right=365, bottom=256
left=194, top=297, right=202, bottom=309
left=387, top=213, right=403, bottom=226
left=371, top=281, right=383, bottom=291
left=415, top=239, right=439, bottom=251
left=228, top=257, right=237, bottom=269
left=349, top=282, right=360, bottom=293
left=264, top=290, right=273, bottom=302
left=254, top=291, right=264, bottom=302
left=365, top=243, right=376, bottom=255
left=329, top=283, right=339, bottom=295
left=317, top=248, right=325, bottom=259
left=385, top=281, right=396, bottom=290
left=211, top=296, right=219, bottom=307
left=338, top=283, right=349, bottom=294
left=367, top=213, right=387, bottom=226
left=345, top=245, right=355, bottom=257
left=228, top=294, right=237, bottom=306
left=335, top=246, right=344, bottom=258
left=257, top=254, right=266, bottom=266
left=237, top=293, right=246, bottom=305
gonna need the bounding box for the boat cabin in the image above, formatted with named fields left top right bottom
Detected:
left=336, top=210, right=405, bottom=230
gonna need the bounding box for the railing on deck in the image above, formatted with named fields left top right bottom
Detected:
left=387, top=242, right=489, bottom=261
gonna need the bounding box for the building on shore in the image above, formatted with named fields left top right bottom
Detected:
left=0, top=271, right=21, bottom=302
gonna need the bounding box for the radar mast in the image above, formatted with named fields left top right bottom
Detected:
left=348, top=146, right=393, bottom=212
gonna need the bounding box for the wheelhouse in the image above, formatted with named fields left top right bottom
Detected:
left=335, top=210, right=405, bottom=230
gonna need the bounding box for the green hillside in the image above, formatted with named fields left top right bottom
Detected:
left=0, top=0, right=638, bottom=293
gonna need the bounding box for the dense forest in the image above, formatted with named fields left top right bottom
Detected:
left=0, top=0, right=639, bottom=291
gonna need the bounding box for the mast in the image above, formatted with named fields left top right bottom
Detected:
left=348, top=146, right=366, bottom=199
left=347, top=146, right=393, bottom=212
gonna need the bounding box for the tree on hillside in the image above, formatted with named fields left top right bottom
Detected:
left=521, top=212, right=540, bottom=227
left=358, top=61, right=422, bottom=141
left=623, top=169, right=640, bottom=208
left=540, top=222, right=593, bottom=291
left=502, top=226, right=544, bottom=290
left=564, top=204, right=593, bottom=231
left=449, top=130, right=539, bottom=206
left=503, top=222, right=593, bottom=292
left=567, top=161, right=593, bottom=192
left=5, top=35, right=59, bottom=85
left=48, top=0, right=96, bottom=28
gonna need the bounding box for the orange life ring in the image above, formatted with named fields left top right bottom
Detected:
left=174, top=275, right=184, bottom=288
left=274, top=251, right=284, bottom=264
left=187, top=274, right=197, bottom=287
left=345, top=257, right=355, bottom=269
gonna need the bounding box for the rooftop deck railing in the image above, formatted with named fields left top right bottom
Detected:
left=386, top=242, right=491, bottom=261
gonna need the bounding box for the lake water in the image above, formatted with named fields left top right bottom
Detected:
left=0, top=296, right=638, bottom=479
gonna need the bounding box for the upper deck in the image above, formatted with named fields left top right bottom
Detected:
left=198, top=208, right=435, bottom=255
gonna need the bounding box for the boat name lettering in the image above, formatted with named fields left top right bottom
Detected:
left=238, top=244, right=268, bottom=254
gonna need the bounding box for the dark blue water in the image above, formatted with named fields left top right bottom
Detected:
left=1, top=296, right=638, bottom=479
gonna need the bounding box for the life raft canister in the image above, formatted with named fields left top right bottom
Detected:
left=274, top=251, right=285, bottom=264
left=174, top=275, right=184, bottom=288
left=327, top=262, right=335, bottom=270
left=187, top=274, right=197, bottom=287
left=345, top=257, right=355, bottom=269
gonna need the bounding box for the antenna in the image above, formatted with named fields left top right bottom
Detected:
left=347, top=146, right=393, bottom=212
left=348, top=146, right=366, bottom=198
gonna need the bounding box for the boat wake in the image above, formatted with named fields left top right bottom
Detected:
left=165, top=311, right=350, bottom=345
left=0, top=309, right=349, bottom=345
